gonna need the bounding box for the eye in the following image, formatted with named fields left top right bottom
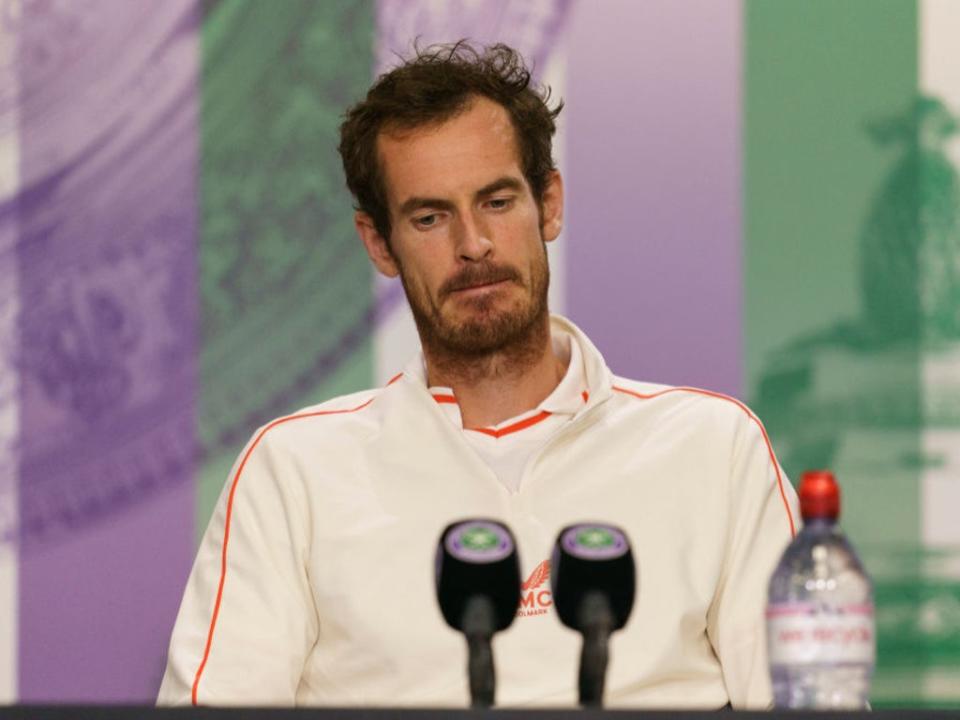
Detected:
left=413, top=213, right=439, bottom=229
left=486, top=197, right=514, bottom=211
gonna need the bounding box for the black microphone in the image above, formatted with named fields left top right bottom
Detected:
left=435, top=519, right=521, bottom=707
left=550, top=523, right=636, bottom=707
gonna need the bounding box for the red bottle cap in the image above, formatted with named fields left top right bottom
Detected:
left=798, top=470, right=840, bottom=521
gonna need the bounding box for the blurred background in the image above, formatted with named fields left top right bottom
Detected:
left=1, top=0, right=958, bottom=708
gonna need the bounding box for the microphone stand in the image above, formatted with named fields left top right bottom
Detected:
left=461, top=595, right=497, bottom=708
left=578, top=591, right=614, bottom=707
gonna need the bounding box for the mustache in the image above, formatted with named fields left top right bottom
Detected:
left=440, top=263, right=523, bottom=297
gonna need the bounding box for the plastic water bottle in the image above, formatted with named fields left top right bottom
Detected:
left=766, top=470, right=875, bottom=708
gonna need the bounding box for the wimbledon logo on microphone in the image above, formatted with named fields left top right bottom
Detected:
left=562, top=524, right=629, bottom=560
left=445, top=521, right=513, bottom=563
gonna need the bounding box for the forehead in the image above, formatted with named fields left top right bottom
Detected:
left=376, top=97, right=526, bottom=207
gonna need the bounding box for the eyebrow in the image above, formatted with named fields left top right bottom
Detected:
left=397, top=176, right=525, bottom=217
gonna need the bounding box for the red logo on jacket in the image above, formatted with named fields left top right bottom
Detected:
left=517, top=559, right=553, bottom=617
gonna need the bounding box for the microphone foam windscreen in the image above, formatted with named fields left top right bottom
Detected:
left=435, top=519, right=521, bottom=633
left=551, top=523, right=636, bottom=631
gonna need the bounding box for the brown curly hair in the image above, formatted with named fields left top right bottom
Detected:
left=338, top=40, right=563, bottom=243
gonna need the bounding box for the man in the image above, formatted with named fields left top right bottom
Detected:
left=159, top=42, right=799, bottom=708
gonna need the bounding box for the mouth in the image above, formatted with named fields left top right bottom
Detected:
left=440, top=264, right=523, bottom=303
left=450, top=279, right=512, bottom=296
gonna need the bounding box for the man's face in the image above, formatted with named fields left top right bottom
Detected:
left=358, top=96, right=563, bottom=356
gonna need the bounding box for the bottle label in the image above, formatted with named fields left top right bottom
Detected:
left=766, top=603, right=875, bottom=665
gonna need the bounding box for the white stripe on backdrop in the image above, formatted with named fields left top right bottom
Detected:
left=371, top=0, right=571, bottom=384
left=917, top=0, right=960, bottom=705
left=919, top=0, right=960, bottom=548
left=0, top=0, right=21, bottom=703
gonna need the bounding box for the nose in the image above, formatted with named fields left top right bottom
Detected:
left=454, top=211, right=493, bottom=262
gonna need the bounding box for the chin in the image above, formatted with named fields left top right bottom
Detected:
left=441, top=306, right=543, bottom=354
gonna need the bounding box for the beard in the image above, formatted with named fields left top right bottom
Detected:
left=397, top=243, right=550, bottom=363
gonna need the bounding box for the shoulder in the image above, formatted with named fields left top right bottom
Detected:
left=246, top=386, right=387, bottom=455
left=608, top=376, right=760, bottom=429
left=602, top=376, right=777, bottom=463
left=606, top=376, right=795, bottom=523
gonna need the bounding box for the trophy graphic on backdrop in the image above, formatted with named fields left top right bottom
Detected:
left=754, top=96, right=960, bottom=707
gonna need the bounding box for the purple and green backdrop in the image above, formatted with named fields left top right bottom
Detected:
left=1, top=0, right=958, bottom=708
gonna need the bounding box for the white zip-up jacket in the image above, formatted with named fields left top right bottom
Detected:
left=158, top=315, right=799, bottom=709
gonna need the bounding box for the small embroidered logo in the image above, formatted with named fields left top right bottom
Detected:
left=517, top=559, right=553, bottom=617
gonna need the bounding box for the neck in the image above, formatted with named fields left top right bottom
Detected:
left=424, top=315, right=567, bottom=428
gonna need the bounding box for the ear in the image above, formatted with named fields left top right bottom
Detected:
left=355, top=212, right=399, bottom=278
left=540, top=170, right=564, bottom=243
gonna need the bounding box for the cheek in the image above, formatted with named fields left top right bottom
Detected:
left=504, top=215, right=547, bottom=259
left=489, top=212, right=541, bottom=247
left=394, top=245, right=449, bottom=292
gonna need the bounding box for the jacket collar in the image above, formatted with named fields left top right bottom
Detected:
left=399, top=313, right=615, bottom=414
